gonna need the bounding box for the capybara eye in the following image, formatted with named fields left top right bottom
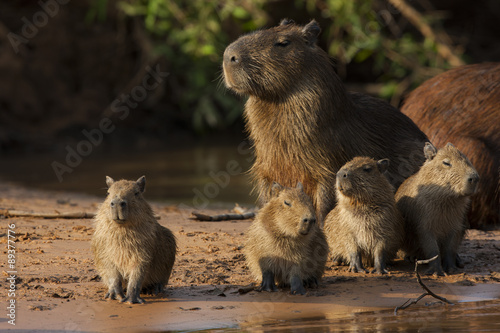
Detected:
left=134, top=192, right=140, bottom=196
left=443, top=159, right=451, bottom=167
left=363, top=166, right=372, bottom=173
left=284, top=200, right=292, bottom=207
left=274, top=40, right=290, bottom=47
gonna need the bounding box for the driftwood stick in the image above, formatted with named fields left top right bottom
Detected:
left=0, top=209, right=160, bottom=220
left=394, top=255, right=454, bottom=314
left=191, top=211, right=255, bottom=221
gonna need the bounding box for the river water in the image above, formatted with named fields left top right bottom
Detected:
left=0, top=143, right=256, bottom=208
left=235, top=299, right=500, bottom=332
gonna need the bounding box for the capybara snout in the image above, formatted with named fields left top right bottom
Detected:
left=110, top=197, right=128, bottom=222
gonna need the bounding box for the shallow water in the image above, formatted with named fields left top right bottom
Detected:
left=0, top=143, right=256, bottom=207
left=237, top=300, right=500, bottom=332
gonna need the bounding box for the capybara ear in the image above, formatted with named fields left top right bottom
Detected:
left=280, top=18, right=295, bottom=26
left=136, top=176, right=146, bottom=193
left=105, top=176, right=114, bottom=188
left=296, top=182, right=304, bottom=191
left=376, top=159, right=390, bottom=173
left=271, top=182, right=284, bottom=197
left=424, top=142, right=438, bottom=161
left=302, top=20, right=321, bottom=44
left=445, top=142, right=456, bottom=148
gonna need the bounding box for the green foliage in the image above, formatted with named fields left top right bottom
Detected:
left=89, top=0, right=462, bottom=131
left=309, top=0, right=459, bottom=100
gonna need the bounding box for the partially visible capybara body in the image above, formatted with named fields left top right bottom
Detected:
left=395, top=143, right=479, bottom=275
left=324, top=157, right=404, bottom=274
left=401, top=63, right=499, bottom=228
left=223, top=19, right=429, bottom=222
left=91, top=176, right=177, bottom=304
left=244, top=182, right=328, bottom=295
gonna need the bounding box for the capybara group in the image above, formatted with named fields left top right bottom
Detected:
left=324, top=157, right=404, bottom=274
left=223, top=19, right=428, bottom=222
left=396, top=143, right=479, bottom=275
left=244, top=182, right=328, bottom=295
left=401, top=62, right=499, bottom=228
left=91, top=176, right=177, bottom=304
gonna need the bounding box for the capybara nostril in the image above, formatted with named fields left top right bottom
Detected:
left=120, top=201, right=127, bottom=208
left=303, top=217, right=316, bottom=225
left=468, top=173, right=479, bottom=184
left=231, top=55, right=238, bottom=63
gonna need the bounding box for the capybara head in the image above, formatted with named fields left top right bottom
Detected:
left=421, top=142, right=479, bottom=196
left=268, top=182, right=317, bottom=237
left=336, top=157, right=391, bottom=202
left=223, top=19, right=323, bottom=100
left=105, top=176, right=146, bottom=224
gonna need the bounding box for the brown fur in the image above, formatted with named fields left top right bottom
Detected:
left=244, top=182, right=328, bottom=295
left=395, top=143, right=479, bottom=275
left=401, top=62, right=500, bottom=228
left=91, top=176, right=176, bottom=304
left=324, top=157, right=404, bottom=274
left=223, top=19, right=429, bottom=222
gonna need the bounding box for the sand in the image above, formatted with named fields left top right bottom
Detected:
left=1, top=182, right=499, bottom=332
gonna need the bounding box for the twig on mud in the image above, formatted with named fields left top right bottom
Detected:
left=394, top=255, right=454, bottom=314
left=191, top=211, right=255, bottom=221
left=0, top=209, right=160, bottom=220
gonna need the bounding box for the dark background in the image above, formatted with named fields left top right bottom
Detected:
left=0, top=0, right=498, bottom=202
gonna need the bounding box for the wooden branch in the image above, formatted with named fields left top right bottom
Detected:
left=387, top=0, right=465, bottom=67
left=0, top=209, right=160, bottom=220
left=191, top=211, right=255, bottom=221
left=394, top=255, right=454, bottom=314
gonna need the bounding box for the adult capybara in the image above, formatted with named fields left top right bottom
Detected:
left=244, top=182, right=328, bottom=295
left=223, top=19, right=429, bottom=222
left=324, top=157, right=404, bottom=274
left=401, top=62, right=499, bottom=228
left=91, top=176, right=177, bottom=304
left=395, top=143, right=479, bottom=276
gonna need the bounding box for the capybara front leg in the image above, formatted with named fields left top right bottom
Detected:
left=372, top=245, right=388, bottom=274
left=105, top=270, right=125, bottom=301
left=348, top=251, right=367, bottom=273
left=121, top=270, right=145, bottom=304
left=290, top=275, right=306, bottom=295
left=259, top=270, right=277, bottom=292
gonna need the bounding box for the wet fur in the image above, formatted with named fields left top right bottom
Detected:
left=401, top=63, right=500, bottom=228
left=223, top=19, right=428, bottom=222
left=91, top=176, right=177, bottom=304
left=324, top=157, right=404, bottom=274
left=395, top=143, right=479, bottom=275
left=244, top=183, right=329, bottom=295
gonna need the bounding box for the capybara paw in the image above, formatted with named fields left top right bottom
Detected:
left=120, top=295, right=145, bottom=304
left=348, top=265, right=367, bottom=273
left=290, top=276, right=306, bottom=295
left=259, top=282, right=278, bottom=292
left=290, top=284, right=306, bottom=295
left=371, top=268, right=388, bottom=275
left=105, top=290, right=125, bottom=301
left=425, top=267, right=446, bottom=277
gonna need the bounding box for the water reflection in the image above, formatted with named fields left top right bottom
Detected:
left=241, top=300, right=500, bottom=332
left=0, top=144, right=256, bottom=206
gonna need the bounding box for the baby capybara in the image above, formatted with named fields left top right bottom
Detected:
left=223, top=19, right=428, bottom=222
left=244, top=182, right=328, bottom=295
left=91, top=176, right=177, bottom=304
left=324, top=157, right=404, bottom=274
left=395, top=143, right=479, bottom=276
left=401, top=62, right=499, bottom=228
